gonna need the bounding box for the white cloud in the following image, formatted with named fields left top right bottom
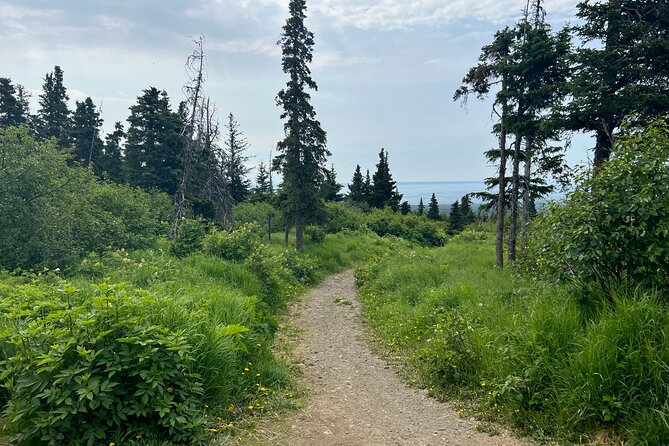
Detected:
left=312, top=51, right=382, bottom=70
left=95, top=14, right=135, bottom=33
left=312, top=0, right=577, bottom=30
left=208, top=38, right=281, bottom=57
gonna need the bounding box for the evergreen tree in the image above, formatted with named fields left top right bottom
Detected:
left=101, top=122, right=125, bottom=182
left=567, top=0, right=669, bottom=169
left=321, top=164, right=343, bottom=201
left=416, top=197, right=425, bottom=216
left=450, top=200, right=464, bottom=232
left=36, top=66, right=71, bottom=148
left=0, top=78, right=30, bottom=128
left=362, top=169, right=372, bottom=205
left=460, top=194, right=475, bottom=226
left=125, top=87, right=183, bottom=195
left=252, top=162, right=273, bottom=202
left=400, top=201, right=411, bottom=215
left=348, top=164, right=365, bottom=204
left=274, top=0, right=329, bottom=251
left=427, top=193, right=441, bottom=220
left=371, top=148, right=402, bottom=210
left=70, top=97, right=104, bottom=174
left=224, top=113, right=251, bottom=203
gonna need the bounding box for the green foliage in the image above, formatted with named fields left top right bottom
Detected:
left=0, top=282, right=205, bottom=445
left=36, top=66, right=70, bottom=148
left=203, top=224, right=261, bottom=261
left=170, top=218, right=208, bottom=258
left=426, top=193, right=441, bottom=221
left=322, top=201, right=366, bottom=234
left=529, top=121, right=669, bottom=296
left=358, top=237, right=669, bottom=443
left=370, top=148, right=402, bottom=210
left=365, top=208, right=446, bottom=247
left=233, top=201, right=280, bottom=235
left=69, top=97, right=104, bottom=173
left=0, top=127, right=169, bottom=270
left=347, top=164, right=366, bottom=204
left=305, top=225, right=326, bottom=243
left=0, top=78, right=30, bottom=128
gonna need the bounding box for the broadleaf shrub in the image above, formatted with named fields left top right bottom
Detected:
left=528, top=121, right=669, bottom=297
left=203, top=223, right=261, bottom=261
left=0, top=281, right=206, bottom=445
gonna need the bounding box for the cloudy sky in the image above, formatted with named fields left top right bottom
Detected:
left=1, top=0, right=592, bottom=182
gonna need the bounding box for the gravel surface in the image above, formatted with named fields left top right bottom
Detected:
left=244, top=269, right=530, bottom=446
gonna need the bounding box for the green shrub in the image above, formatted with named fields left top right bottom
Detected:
left=284, top=251, right=319, bottom=284
left=529, top=120, right=669, bottom=297
left=0, top=282, right=205, bottom=445
left=305, top=225, right=326, bottom=242
left=365, top=208, right=446, bottom=247
left=170, top=218, right=208, bottom=258
left=322, top=202, right=366, bottom=233
left=203, top=223, right=261, bottom=261
left=233, top=202, right=281, bottom=235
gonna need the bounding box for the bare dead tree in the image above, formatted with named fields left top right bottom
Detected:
left=169, top=37, right=206, bottom=239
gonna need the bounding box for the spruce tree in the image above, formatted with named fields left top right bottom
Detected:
left=460, top=194, right=475, bottom=226
left=400, top=201, right=411, bottom=215
left=427, top=193, right=440, bottom=220
left=0, top=78, right=30, bottom=128
left=348, top=164, right=365, bottom=204
left=371, top=148, right=402, bottom=210
left=362, top=169, right=372, bottom=205
left=417, top=197, right=425, bottom=216
left=321, top=164, right=343, bottom=201
left=101, top=122, right=125, bottom=182
left=224, top=113, right=251, bottom=204
left=125, top=87, right=183, bottom=194
left=274, top=0, right=328, bottom=251
left=36, top=66, right=71, bottom=148
left=450, top=200, right=463, bottom=232
left=69, top=97, right=104, bottom=173
left=252, top=162, right=273, bottom=202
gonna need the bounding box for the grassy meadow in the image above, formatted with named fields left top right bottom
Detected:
left=357, top=224, right=669, bottom=445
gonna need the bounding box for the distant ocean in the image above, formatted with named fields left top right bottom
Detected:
left=396, top=181, right=486, bottom=205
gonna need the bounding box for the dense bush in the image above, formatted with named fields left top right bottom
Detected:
left=322, top=202, right=366, bottom=233
left=203, top=223, right=261, bottom=261
left=364, top=208, right=447, bottom=247
left=529, top=121, right=669, bottom=297
left=0, top=281, right=206, bottom=445
left=233, top=202, right=281, bottom=235
left=170, top=218, right=208, bottom=258
left=0, top=127, right=170, bottom=270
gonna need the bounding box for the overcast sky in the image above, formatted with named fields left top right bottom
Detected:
left=1, top=0, right=592, bottom=182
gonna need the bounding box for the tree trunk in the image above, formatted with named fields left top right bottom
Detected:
left=284, top=224, right=289, bottom=246
left=593, top=128, right=613, bottom=172
left=295, top=222, right=304, bottom=252
left=496, top=120, right=507, bottom=269
left=508, top=134, right=522, bottom=262
left=521, top=140, right=532, bottom=258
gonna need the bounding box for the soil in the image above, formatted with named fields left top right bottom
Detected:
left=239, top=270, right=531, bottom=446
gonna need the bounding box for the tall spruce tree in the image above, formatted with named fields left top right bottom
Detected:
left=224, top=113, right=251, bottom=204
left=70, top=97, right=104, bottom=173
left=125, top=87, right=183, bottom=195
left=427, top=193, right=441, bottom=220
left=252, top=162, right=273, bottom=202
left=348, top=164, right=365, bottom=204
left=371, top=148, right=402, bottom=210
left=101, top=122, right=125, bottom=182
left=0, top=78, right=30, bottom=128
left=567, top=0, right=669, bottom=169
left=460, top=194, right=475, bottom=226
left=362, top=169, right=372, bottom=205
left=417, top=197, right=425, bottom=216
left=400, top=201, right=411, bottom=215
left=449, top=200, right=464, bottom=232
left=274, top=0, right=329, bottom=251
left=36, top=66, right=71, bottom=148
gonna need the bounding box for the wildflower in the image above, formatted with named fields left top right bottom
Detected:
left=136, top=435, right=142, bottom=440
left=167, top=386, right=174, bottom=393
left=244, top=367, right=250, bottom=372
left=109, top=443, right=115, bottom=446
left=209, top=428, right=218, bottom=432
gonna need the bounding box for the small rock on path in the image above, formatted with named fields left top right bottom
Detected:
left=244, top=270, right=530, bottom=446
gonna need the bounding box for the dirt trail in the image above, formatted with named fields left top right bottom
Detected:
left=244, top=270, right=529, bottom=446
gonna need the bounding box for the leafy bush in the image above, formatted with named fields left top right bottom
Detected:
left=529, top=121, right=669, bottom=297
left=203, top=223, right=261, bottom=261
left=305, top=225, right=326, bottom=242
left=233, top=202, right=281, bottom=235
left=322, top=202, right=366, bottom=233
left=0, top=127, right=169, bottom=270
left=0, top=282, right=205, bottom=445
left=170, top=218, right=208, bottom=258
left=364, top=208, right=447, bottom=247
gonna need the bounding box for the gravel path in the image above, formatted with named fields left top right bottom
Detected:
left=244, top=270, right=530, bottom=446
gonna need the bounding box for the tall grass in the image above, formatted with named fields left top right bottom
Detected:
left=357, top=228, right=669, bottom=443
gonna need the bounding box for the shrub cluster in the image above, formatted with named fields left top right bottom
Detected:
left=364, top=208, right=447, bottom=247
